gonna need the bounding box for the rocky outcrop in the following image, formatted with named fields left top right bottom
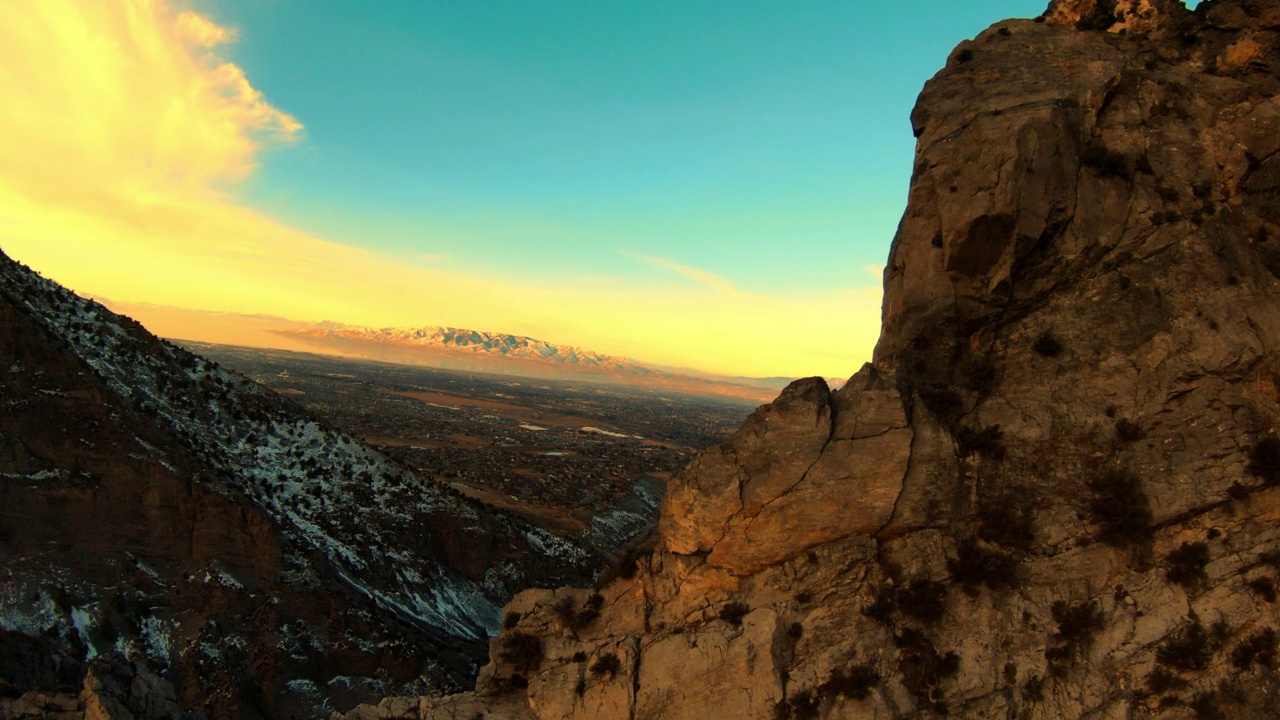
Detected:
left=1042, top=0, right=1189, bottom=34
left=0, top=659, right=181, bottom=720
left=660, top=372, right=911, bottom=574
left=340, top=1, right=1280, bottom=718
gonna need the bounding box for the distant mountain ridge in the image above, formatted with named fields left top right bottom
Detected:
left=273, top=320, right=796, bottom=401
left=81, top=299, right=815, bottom=402
left=302, top=322, right=655, bottom=373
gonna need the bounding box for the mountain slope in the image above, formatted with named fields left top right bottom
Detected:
left=339, top=2, right=1280, bottom=719
left=0, top=250, right=606, bottom=717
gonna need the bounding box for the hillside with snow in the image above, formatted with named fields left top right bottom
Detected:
left=0, top=248, right=622, bottom=717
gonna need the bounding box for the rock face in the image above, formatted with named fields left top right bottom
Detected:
left=660, top=373, right=911, bottom=574
left=340, top=1, right=1280, bottom=718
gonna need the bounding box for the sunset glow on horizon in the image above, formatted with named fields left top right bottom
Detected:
left=0, top=0, right=1048, bottom=379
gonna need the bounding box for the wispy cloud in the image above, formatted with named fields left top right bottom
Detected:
left=619, top=250, right=744, bottom=297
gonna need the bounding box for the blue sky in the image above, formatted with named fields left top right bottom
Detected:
left=206, top=0, right=1049, bottom=291
left=15, top=0, right=1183, bottom=377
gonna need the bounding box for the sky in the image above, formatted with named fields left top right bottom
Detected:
left=1, top=0, right=1064, bottom=379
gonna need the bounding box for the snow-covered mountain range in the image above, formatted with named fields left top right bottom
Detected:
left=84, top=300, right=827, bottom=402
left=297, top=322, right=655, bottom=372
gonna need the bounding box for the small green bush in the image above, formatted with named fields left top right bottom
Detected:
left=1022, top=675, right=1044, bottom=702
left=1248, top=436, right=1280, bottom=485
left=1115, top=418, right=1145, bottom=443
left=1157, top=620, right=1211, bottom=672
left=1230, top=628, right=1277, bottom=669
left=919, top=385, right=965, bottom=430
left=719, top=601, right=751, bottom=627
left=590, top=652, right=621, bottom=679
left=1076, top=0, right=1119, bottom=31
left=552, top=596, right=600, bottom=633
left=1248, top=576, right=1277, bottom=602
left=897, top=635, right=959, bottom=701
left=1211, top=618, right=1232, bottom=647
left=1081, top=144, right=1132, bottom=178
left=862, top=587, right=896, bottom=624
left=616, top=548, right=645, bottom=576
left=956, top=424, right=1004, bottom=459
left=595, top=541, right=653, bottom=588
left=1033, top=331, right=1064, bottom=358
left=1191, top=691, right=1223, bottom=720
left=783, top=690, right=819, bottom=720
left=1134, top=153, right=1154, bottom=175
left=1088, top=469, right=1153, bottom=547
left=894, top=627, right=929, bottom=652
left=499, top=632, right=544, bottom=675
left=1147, top=666, right=1188, bottom=694
left=1051, top=600, right=1105, bottom=648
left=897, top=579, right=948, bottom=623
left=1165, top=542, right=1210, bottom=588
left=978, top=490, right=1037, bottom=550
left=961, top=355, right=997, bottom=396
left=821, top=663, right=879, bottom=700
left=948, top=539, right=1018, bottom=592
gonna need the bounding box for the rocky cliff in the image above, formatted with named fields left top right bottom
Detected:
left=339, top=1, right=1280, bottom=718
left=0, top=250, right=620, bottom=718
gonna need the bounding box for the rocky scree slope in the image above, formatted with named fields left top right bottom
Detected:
left=0, top=250, right=606, bottom=719
left=340, top=1, right=1280, bottom=718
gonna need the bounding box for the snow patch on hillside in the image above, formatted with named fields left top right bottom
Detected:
left=0, top=260, right=595, bottom=645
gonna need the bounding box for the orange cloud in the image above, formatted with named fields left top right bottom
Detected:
left=0, top=1, right=300, bottom=207
left=0, top=0, right=881, bottom=379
